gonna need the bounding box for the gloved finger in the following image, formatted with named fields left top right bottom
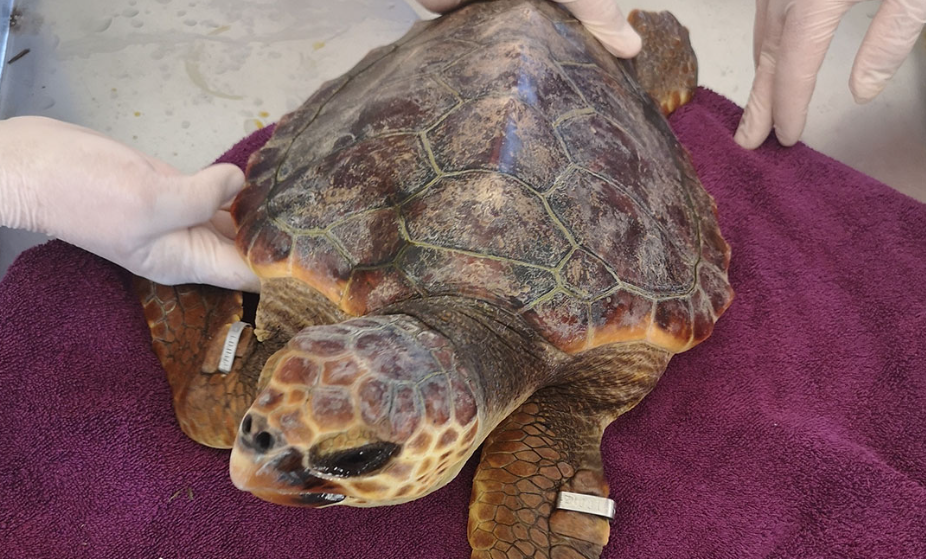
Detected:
left=220, top=195, right=235, bottom=211
left=210, top=209, right=237, bottom=240
left=734, top=2, right=785, bottom=149
left=753, top=0, right=771, bottom=68
left=557, top=0, right=641, bottom=58
left=155, top=163, right=246, bottom=232
left=734, top=60, right=775, bottom=149
left=850, top=0, right=926, bottom=103
left=149, top=227, right=261, bottom=292
left=415, top=0, right=467, bottom=13
left=771, top=1, right=853, bottom=146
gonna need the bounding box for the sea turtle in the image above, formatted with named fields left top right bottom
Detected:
left=137, top=1, right=732, bottom=557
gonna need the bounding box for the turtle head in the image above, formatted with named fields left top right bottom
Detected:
left=229, top=314, right=482, bottom=507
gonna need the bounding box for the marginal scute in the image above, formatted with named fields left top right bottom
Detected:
left=589, top=289, right=654, bottom=346
left=289, top=235, right=352, bottom=303
left=521, top=292, right=589, bottom=353
left=690, top=288, right=715, bottom=344
left=699, top=264, right=734, bottom=316
left=343, top=268, right=418, bottom=316
left=235, top=208, right=267, bottom=257
left=232, top=175, right=273, bottom=225
left=248, top=220, right=293, bottom=268
left=649, top=298, right=693, bottom=351
left=688, top=177, right=731, bottom=270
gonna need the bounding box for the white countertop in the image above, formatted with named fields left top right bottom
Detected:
left=1, top=0, right=924, bottom=278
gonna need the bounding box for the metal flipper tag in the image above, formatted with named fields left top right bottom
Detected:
left=218, top=322, right=248, bottom=374
left=555, top=491, right=617, bottom=520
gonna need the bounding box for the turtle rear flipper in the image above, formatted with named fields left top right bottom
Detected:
left=629, top=10, right=698, bottom=115
left=135, top=279, right=263, bottom=448
left=468, top=343, right=671, bottom=559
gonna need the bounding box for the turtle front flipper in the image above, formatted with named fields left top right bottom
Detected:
left=468, top=343, right=671, bottom=559
left=628, top=10, right=697, bottom=115
left=136, top=276, right=347, bottom=448
left=135, top=279, right=265, bottom=448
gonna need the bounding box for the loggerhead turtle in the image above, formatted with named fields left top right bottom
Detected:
left=136, top=1, right=733, bottom=558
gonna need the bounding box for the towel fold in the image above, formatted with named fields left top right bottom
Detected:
left=1, top=88, right=924, bottom=558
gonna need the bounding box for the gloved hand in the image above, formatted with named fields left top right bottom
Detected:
left=416, top=0, right=642, bottom=58
left=0, top=116, right=260, bottom=292
left=735, top=0, right=926, bottom=149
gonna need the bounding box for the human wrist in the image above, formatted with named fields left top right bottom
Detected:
left=0, top=117, right=47, bottom=233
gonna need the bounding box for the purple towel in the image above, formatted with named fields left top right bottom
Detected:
left=1, top=89, right=924, bottom=558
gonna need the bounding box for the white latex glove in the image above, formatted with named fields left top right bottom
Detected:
left=735, top=0, right=926, bottom=149
left=0, top=116, right=260, bottom=292
left=416, top=0, right=642, bottom=58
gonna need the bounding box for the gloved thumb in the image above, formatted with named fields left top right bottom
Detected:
left=160, top=164, right=246, bottom=231
left=149, top=226, right=261, bottom=292
left=190, top=163, right=247, bottom=210
left=180, top=164, right=258, bottom=291
left=416, top=0, right=642, bottom=58
left=193, top=233, right=261, bottom=293
left=557, top=0, right=642, bottom=58
left=415, top=0, right=465, bottom=12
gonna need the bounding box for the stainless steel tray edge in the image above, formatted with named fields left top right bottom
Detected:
left=0, top=0, right=14, bottom=93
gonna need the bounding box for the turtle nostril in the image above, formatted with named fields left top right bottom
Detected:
left=254, top=431, right=274, bottom=453
left=238, top=414, right=277, bottom=453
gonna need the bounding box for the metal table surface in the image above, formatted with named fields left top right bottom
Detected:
left=0, top=0, right=13, bottom=94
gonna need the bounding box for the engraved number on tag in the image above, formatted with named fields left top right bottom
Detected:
left=218, top=321, right=248, bottom=374
left=555, top=491, right=617, bottom=520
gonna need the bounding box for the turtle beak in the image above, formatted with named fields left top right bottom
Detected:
left=250, top=489, right=347, bottom=507
left=230, top=444, right=347, bottom=508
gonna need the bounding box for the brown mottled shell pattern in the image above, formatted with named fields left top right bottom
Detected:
left=232, top=0, right=732, bottom=355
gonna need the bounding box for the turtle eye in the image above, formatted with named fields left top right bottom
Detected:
left=312, top=442, right=400, bottom=477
